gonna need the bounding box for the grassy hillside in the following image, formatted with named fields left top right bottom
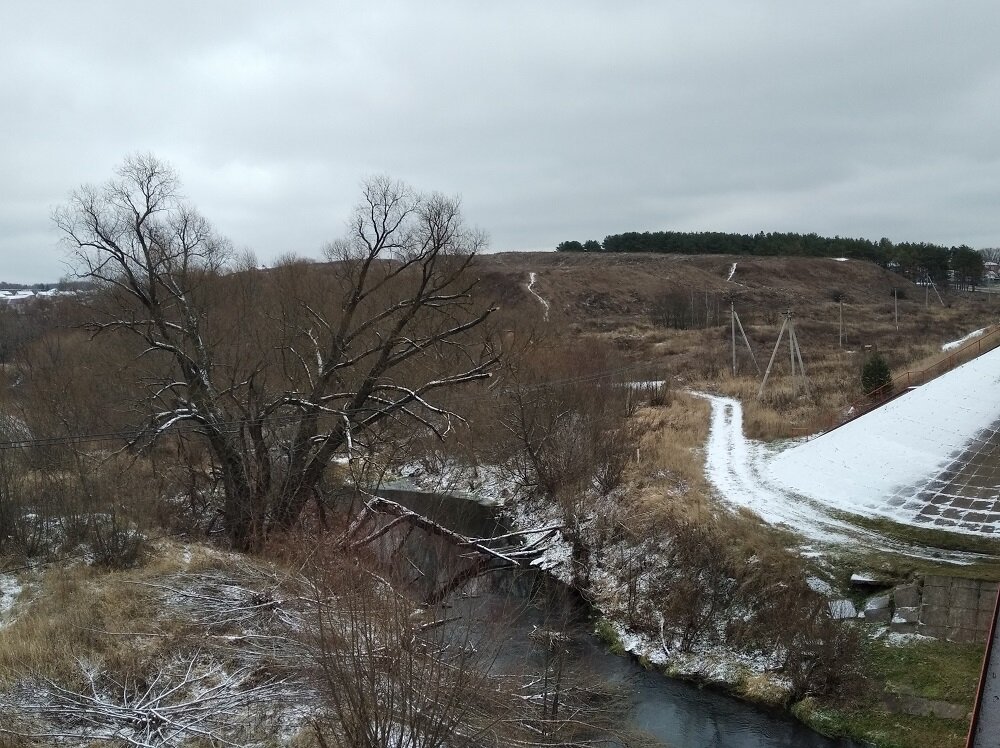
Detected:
left=478, top=251, right=998, bottom=438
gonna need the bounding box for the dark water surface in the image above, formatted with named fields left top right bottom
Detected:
left=382, top=488, right=865, bottom=748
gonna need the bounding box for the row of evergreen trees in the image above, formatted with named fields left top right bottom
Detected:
left=556, top=231, right=984, bottom=286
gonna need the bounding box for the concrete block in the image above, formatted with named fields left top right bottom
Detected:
left=828, top=599, right=857, bottom=620
left=951, top=586, right=980, bottom=610
left=952, top=576, right=980, bottom=590
left=948, top=607, right=979, bottom=631
left=948, top=626, right=978, bottom=644
left=980, top=586, right=999, bottom=611
left=923, top=574, right=949, bottom=588
left=920, top=605, right=950, bottom=627
left=922, top=585, right=949, bottom=606
left=977, top=609, right=994, bottom=633
left=890, top=621, right=918, bottom=635
left=864, top=607, right=892, bottom=624
left=918, top=623, right=947, bottom=639
left=882, top=693, right=967, bottom=719
left=893, top=606, right=919, bottom=623
left=864, top=594, right=891, bottom=624
left=893, top=583, right=920, bottom=609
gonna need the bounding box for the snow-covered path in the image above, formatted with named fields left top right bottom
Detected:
left=527, top=272, right=550, bottom=320
left=726, top=262, right=737, bottom=281
left=698, top=392, right=852, bottom=543
left=695, top=390, right=995, bottom=563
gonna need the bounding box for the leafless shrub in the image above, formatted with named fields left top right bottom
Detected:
left=1, top=654, right=293, bottom=747
left=89, top=510, right=146, bottom=569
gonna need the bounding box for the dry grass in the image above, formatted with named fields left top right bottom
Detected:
left=0, top=541, right=263, bottom=687
left=627, top=393, right=712, bottom=519
left=0, top=539, right=318, bottom=746
left=478, top=252, right=997, bottom=440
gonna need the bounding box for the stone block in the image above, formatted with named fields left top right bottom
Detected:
left=918, top=623, right=947, bottom=639
left=948, top=607, right=979, bottom=631
left=980, top=586, right=1000, bottom=611
left=952, top=576, right=980, bottom=589
left=828, top=599, right=857, bottom=620
left=893, top=606, right=919, bottom=623
left=890, top=621, right=918, bottom=635
left=923, top=574, right=949, bottom=588
left=950, top=586, right=979, bottom=610
left=920, top=605, right=950, bottom=627
left=921, top=584, right=949, bottom=606
left=893, top=583, right=920, bottom=609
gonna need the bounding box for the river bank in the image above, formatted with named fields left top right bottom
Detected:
left=382, top=482, right=868, bottom=747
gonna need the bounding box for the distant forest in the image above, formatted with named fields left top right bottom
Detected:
left=556, top=231, right=985, bottom=287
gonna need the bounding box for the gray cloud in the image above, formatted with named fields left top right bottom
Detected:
left=2, top=1, right=999, bottom=282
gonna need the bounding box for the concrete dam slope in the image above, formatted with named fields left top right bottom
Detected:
left=768, top=345, right=1000, bottom=536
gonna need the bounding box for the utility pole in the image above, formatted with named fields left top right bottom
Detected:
left=894, top=288, right=899, bottom=331
left=759, top=314, right=787, bottom=398
left=758, top=310, right=807, bottom=398
left=839, top=298, right=844, bottom=348
left=735, top=309, right=761, bottom=374
left=731, top=301, right=737, bottom=376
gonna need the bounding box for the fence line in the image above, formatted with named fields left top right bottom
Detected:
left=798, top=325, right=1000, bottom=437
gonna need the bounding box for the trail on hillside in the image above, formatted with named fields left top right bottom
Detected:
left=527, top=272, right=550, bottom=320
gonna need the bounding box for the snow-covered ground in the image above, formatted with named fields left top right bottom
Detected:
left=769, top=346, right=1000, bottom=535
left=698, top=347, right=1000, bottom=557
left=942, top=326, right=988, bottom=351
left=726, top=262, right=737, bottom=281
left=697, top=392, right=863, bottom=545
left=0, top=574, right=21, bottom=627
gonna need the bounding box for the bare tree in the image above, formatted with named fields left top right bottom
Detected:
left=54, top=154, right=498, bottom=550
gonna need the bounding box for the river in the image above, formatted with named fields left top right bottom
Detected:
left=382, top=488, right=866, bottom=748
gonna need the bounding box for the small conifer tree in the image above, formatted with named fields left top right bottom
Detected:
left=861, top=352, right=892, bottom=396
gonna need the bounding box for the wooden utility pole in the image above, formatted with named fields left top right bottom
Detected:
left=735, top=310, right=761, bottom=374
left=731, top=301, right=737, bottom=376
left=839, top=298, right=843, bottom=348
left=894, top=288, right=899, bottom=331
left=758, top=313, right=788, bottom=399
left=730, top=302, right=761, bottom=377
left=758, top=311, right=807, bottom=398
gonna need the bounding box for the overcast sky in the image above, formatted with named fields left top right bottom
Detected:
left=2, top=2, right=999, bottom=282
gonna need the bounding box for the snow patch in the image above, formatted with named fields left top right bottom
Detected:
left=0, top=574, right=22, bottom=627
left=526, top=272, right=550, bottom=321
left=726, top=262, right=737, bottom=281
left=942, top=327, right=987, bottom=352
